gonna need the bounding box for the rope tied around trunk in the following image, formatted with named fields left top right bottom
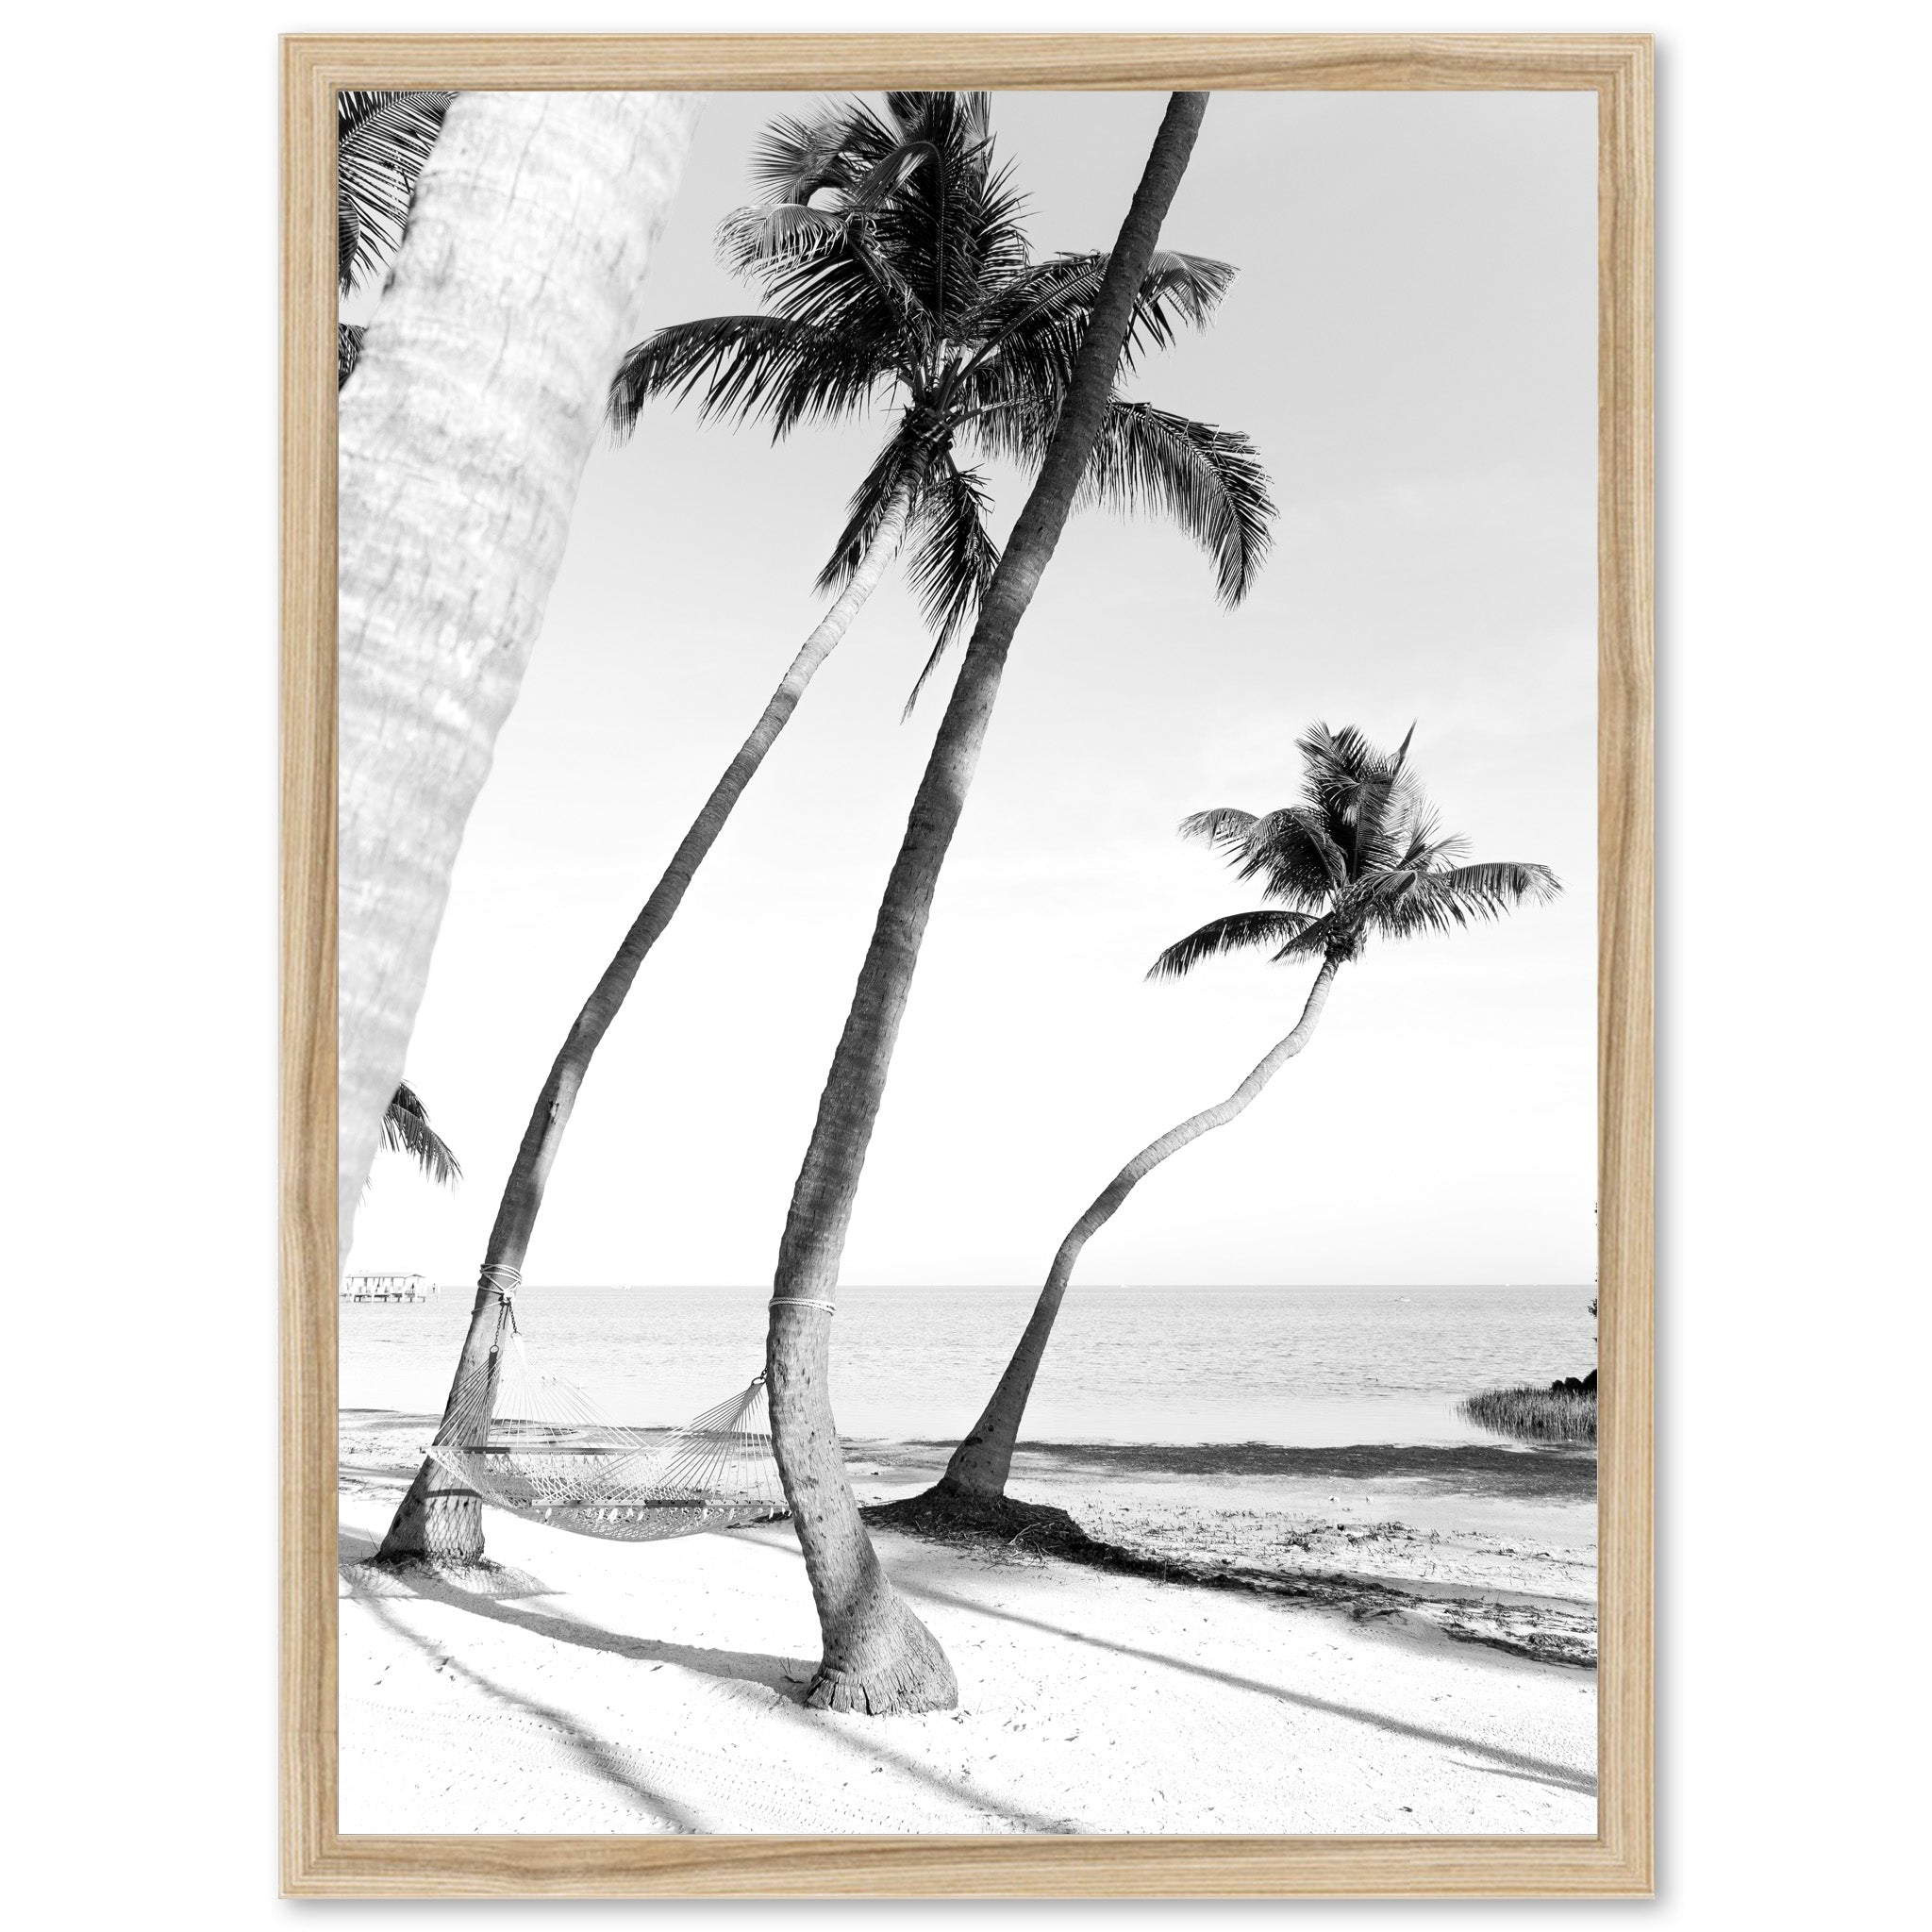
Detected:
left=480, top=1262, right=523, bottom=1306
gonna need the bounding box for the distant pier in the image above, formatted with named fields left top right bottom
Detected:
left=341, top=1273, right=438, bottom=1303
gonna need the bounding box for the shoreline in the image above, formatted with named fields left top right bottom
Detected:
left=342, top=1403, right=1597, bottom=1661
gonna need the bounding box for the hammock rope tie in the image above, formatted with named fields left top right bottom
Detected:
left=479, top=1262, right=523, bottom=1303
left=769, top=1298, right=836, bottom=1315
left=425, top=1287, right=790, bottom=1544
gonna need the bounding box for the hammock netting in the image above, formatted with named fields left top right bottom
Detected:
left=425, top=1298, right=789, bottom=1543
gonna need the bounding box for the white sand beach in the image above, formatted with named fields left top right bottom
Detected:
left=340, top=1418, right=1597, bottom=1836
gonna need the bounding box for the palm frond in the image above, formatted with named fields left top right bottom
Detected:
left=813, top=432, right=929, bottom=597
left=861, top=94, right=1017, bottom=327
left=608, top=313, right=883, bottom=441
left=1177, top=807, right=1258, bottom=851
left=963, top=248, right=1234, bottom=404
left=1077, top=402, right=1274, bottom=605
left=338, top=323, right=364, bottom=389
left=380, top=1081, right=461, bottom=1187
left=724, top=212, right=935, bottom=368
left=1356, top=874, right=1511, bottom=945
left=900, top=456, right=1001, bottom=713
left=745, top=100, right=874, bottom=202
left=337, top=91, right=455, bottom=296
left=1238, top=808, right=1350, bottom=905
left=1428, top=860, right=1563, bottom=909
left=714, top=199, right=851, bottom=273
left=1293, top=721, right=1423, bottom=874
left=886, top=90, right=992, bottom=146
left=1268, top=910, right=1350, bottom=963
left=1121, top=248, right=1238, bottom=357
left=1149, top=908, right=1317, bottom=980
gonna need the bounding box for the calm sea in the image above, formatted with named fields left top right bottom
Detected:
left=339, top=1283, right=1595, bottom=1448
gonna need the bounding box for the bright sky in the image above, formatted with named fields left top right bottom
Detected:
left=345, top=88, right=1599, bottom=1291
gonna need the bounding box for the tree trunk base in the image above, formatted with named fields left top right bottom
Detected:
left=935, top=1436, right=1015, bottom=1501
left=865, top=1483, right=1104, bottom=1559
left=803, top=1592, right=958, bottom=1715
left=375, top=1458, right=488, bottom=1565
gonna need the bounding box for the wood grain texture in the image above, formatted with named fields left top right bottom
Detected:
left=279, top=36, right=341, bottom=1897
left=281, top=32, right=1653, bottom=1898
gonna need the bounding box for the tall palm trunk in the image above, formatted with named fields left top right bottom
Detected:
left=338, top=92, right=699, bottom=1269
left=376, top=482, right=914, bottom=1563
left=764, top=93, right=1211, bottom=1715
left=941, top=955, right=1343, bottom=1499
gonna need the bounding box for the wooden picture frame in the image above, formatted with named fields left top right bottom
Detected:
left=283, top=32, right=1652, bottom=1898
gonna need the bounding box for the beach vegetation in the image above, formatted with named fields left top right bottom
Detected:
left=1459, top=1385, right=1597, bottom=1445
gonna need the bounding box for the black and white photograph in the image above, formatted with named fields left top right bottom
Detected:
left=332, top=81, right=1603, bottom=1839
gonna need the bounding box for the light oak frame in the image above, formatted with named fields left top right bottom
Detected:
left=283, top=33, right=1652, bottom=1898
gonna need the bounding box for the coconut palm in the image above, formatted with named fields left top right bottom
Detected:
left=763, top=92, right=1215, bottom=1714
left=935, top=723, right=1562, bottom=1501
left=611, top=92, right=1272, bottom=702
left=379, top=1082, right=461, bottom=1188
left=375, top=91, right=1271, bottom=1567
left=336, top=90, right=456, bottom=386
left=339, top=92, right=700, bottom=1280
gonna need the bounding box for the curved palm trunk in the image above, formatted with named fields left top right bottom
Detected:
left=941, top=956, right=1343, bottom=1500
left=338, top=92, right=700, bottom=1270
left=377, top=485, right=913, bottom=1563
left=764, top=93, right=1211, bottom=1714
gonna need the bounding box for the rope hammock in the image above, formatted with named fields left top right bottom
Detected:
left=425, top=1281, right=804, bottom=1543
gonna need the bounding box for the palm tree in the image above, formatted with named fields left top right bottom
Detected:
left=935, top=724, right=1562, bottom=1501
left=612, top=92, right=1272, bottom=702
left=336, top=91, right=455, bottom=386
left=339, top=92, right=700, bottom=1281
left=375, top=91, right=1271, bottom=1567
left=378, top=1082, right=461, bottom=1188
left=763, top=92, right=1215, bottom=1715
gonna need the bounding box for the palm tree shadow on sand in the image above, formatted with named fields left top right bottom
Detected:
left=877, top=1550, right=1598, bottom=1801
left=340, top=1526, right=802, bottom=1689
left=712, top=1528, right=1596, bottom=1800
left=340, top=1528, right=1089, bottom=1831
left=354, top=1591, right=711, bottom=1832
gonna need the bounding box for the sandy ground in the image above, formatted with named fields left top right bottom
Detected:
left=339, top=1414, right=1597, bottom=1836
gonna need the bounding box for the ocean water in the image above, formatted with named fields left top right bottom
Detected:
left=339, top=1283, right=1596, bottom=1448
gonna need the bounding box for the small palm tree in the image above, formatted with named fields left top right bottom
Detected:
left=337, top=90, right=455, bottom=385
left=379, top=1082, right=461, bottom=1188
left=375, top=91, right=1272, bottom=1572
left=936, top=723, right=1562, bottom=1501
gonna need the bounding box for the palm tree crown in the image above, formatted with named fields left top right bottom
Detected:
left=1153, top=724, right=1561, bottom=978
left=610, top=91, right=1274, bottom=701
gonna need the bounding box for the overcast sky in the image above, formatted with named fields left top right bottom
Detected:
left=345, top=88, right=1598, bottom=1291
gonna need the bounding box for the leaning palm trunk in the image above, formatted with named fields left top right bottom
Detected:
left=337, top=92, right=699, bottom=1270
left=376, top=482, right=913, bottom=1562
left=941, top=956, right=1343, bottom=1499
left=764, top=93, right=1211, bottom=1714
